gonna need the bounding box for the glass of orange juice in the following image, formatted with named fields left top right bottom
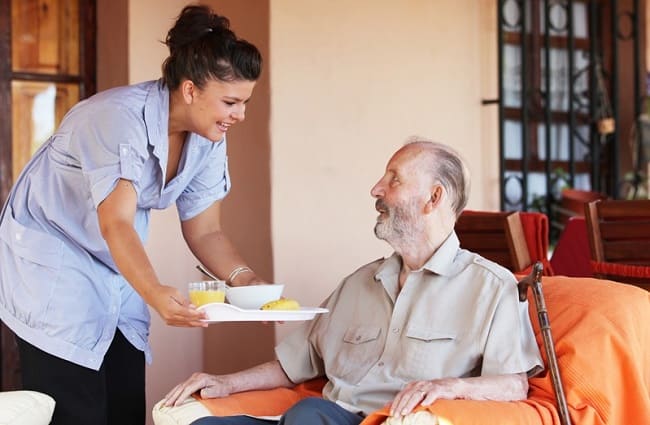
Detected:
left=188, top=280, right=226, bottom=306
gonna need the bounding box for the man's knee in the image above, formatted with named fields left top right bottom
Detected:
left=282, top=397, right=331, bottom=421
left=282, top=397, right=362, bottom=425
left=190, top=415, right=265, bottom=425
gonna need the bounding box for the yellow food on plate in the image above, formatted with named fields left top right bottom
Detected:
left=260, top=298, right=300, bottom=311
left=189, top=289, right=225, bottom=306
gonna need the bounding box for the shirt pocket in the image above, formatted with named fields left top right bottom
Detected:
left=330, top=325, right=383, bottom=383
left=0, top=209, right=63, bottom=268
left=398, top=325, right=457, bottom=380
left=0, top=210, right=64, bottom=326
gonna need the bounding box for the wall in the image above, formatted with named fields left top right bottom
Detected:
left=270, top=0, right=497, bottom=340
left=96, top=0, right=128, bottom=92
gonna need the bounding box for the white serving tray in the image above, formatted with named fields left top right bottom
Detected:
left=198, top=302, right=328, bottom=323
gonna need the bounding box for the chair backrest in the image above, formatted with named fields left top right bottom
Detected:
left=455, top=210, right=531, bottom=272
left=552, top=188, right=607, bottom=231
left=584, top=199, right=650, bottom=289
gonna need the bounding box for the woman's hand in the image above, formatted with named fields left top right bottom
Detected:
left=163, top=372, right=232, bottom=407
left=145, top=284, right=207, bottom=327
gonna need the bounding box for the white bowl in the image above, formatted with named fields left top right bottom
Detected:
left=225, top=284, right=285, bottom=310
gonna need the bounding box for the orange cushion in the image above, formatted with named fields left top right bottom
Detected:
left=197, top=378, right=325, bottom=417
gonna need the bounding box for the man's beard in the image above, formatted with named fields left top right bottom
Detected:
left=374, top=198, right=423, bottom=245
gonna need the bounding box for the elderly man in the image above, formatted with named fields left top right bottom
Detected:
left=164, top=139, right=543, bottom=425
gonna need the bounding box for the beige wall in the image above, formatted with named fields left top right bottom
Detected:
left=99, top=1, right=499, bottom=423
left=270, top=0, right=499, bottom=340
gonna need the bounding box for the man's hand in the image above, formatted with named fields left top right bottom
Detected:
left=163, top=372, right=232, bottom=407
left=162, top=360, right=294, bottom=408
left=390, top=373, right=529, bottom=418
left=389, top=379, right=455, bottom=418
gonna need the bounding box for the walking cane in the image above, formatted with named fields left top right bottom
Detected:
left=518, top=262, right=572, bottom=425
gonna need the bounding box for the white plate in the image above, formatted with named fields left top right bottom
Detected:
left=197, top=302, right=328, bottom=322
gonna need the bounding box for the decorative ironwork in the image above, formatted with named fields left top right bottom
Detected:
left=497, top=0, right=645, bottom=240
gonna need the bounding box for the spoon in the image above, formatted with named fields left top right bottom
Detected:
left=195, top=264, right=232, bottom=289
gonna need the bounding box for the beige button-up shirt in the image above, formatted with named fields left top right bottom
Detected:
left=275, top=232, right=543, bottom=415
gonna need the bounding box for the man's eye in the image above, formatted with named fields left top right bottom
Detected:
left=224, top=101, right=235, bottom=106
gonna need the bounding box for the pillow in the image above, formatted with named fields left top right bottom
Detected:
left=0, top=391, right=55, bottom=425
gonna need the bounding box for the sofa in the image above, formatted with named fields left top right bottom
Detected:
left=153, top=275, right=650, bottom=425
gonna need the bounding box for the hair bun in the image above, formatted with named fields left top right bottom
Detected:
left=162, top=4, right=262, bottom=89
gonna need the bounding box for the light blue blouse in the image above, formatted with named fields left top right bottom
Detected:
left=0, top=80, right=231, bottom=370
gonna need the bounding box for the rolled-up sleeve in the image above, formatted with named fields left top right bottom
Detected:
left=176, top=140, right=231, bottom=221
left=481, top=284, right=543, bottom=377
left=275, top=321, right=325, bottom=383
left=69, top=108, right=147, bottom=208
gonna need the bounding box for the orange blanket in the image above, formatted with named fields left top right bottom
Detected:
left=199, top=276, right=650, bottom=425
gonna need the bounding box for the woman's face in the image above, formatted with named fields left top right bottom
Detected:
left=185, top=78, right=257, bottom=142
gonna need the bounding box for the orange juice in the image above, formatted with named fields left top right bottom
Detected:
left=189, top=289, right=225, bottom=306
left=188, top=280, right=226, bottom=306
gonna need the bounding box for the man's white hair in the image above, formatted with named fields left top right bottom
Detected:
left=403, top=136, right=471, bottom=217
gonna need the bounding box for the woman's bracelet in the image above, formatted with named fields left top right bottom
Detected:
left=227, top=266, right=253, bottom=285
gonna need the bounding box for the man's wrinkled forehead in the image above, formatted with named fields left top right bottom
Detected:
left=386, top=145, right=428, bottom=174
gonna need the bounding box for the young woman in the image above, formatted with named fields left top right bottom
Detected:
left=0, top=5, right=263, bottom=424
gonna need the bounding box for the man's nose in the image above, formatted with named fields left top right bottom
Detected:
left=370, top=181, right=383, bottom=198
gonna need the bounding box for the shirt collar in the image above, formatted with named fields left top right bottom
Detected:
left=144, top=79, right=169, bottom=161
left=422, top=231, right=460, bottom=276
left=374, top=231, right=461, bottom=282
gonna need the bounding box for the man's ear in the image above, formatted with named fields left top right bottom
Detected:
left=424, top=185, right=443, bottom=213
left=180, top=80, right=196, bottom=104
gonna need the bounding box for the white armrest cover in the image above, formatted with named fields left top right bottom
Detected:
left=0, top=391, right=55, bottom=425
left=382, top=411, right=441, bottom=425
left=152, top=398, right=212, bottom=425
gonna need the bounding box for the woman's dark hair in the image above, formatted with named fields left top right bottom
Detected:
left=162, top=5, right=262, bottom=90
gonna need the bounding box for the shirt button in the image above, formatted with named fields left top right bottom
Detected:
left=121, top=147, right=128, bottom=154
left=15, top=232, right=22, bottom=241
left=377, top=361, right=384, bottom=367
left=392, top=328, right=400, bottom=333
left=355, top=336, right=361, bottom=341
